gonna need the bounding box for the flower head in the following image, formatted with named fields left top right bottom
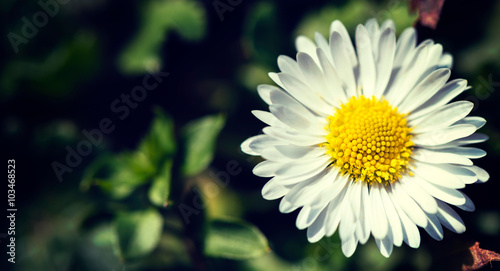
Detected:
left=241, top=18, right=489, bottom=257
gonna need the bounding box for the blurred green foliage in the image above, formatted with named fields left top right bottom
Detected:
left=204, top=218, right=269, bottom=260
left=115, top=208, right=164, bottom=259
left=118, top=0, right=206, bottom=74
left=180, top=114, right=226, bottom=177
left=1, top=31, right=100, bottom=98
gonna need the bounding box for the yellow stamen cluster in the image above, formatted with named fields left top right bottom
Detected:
left=324, top=96, right=413, bottom=184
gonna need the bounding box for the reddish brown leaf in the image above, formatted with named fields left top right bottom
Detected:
left=409, top=0, right=446, bottom=29
left=462, top=242, right=500, bottom=271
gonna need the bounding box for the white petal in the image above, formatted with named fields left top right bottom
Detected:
left=241, top=135, right=260, bottom=155
left=246, top=134, right=291, bottom=161
left=349, top=180, right=363, bottom=218
left=274, top=155, right=331, bottom=178
left=431, top=133, right=488, bottom=148
left=439, top=53, right=453, bottom=68
left=412, top=161, right=465, bottom=189
left=425, top=43, right=444, bottom=72
left=316, top=48, right=348, bottom=105
left=389, top=44, right=430, bottom=106
left=272, top=157, right=331, bottom=185
left=424, top=213, right=444, bottom=241
left=356, top=181, right=371, bottom=244
left=307, top=208, right=327, bottom=242
left=456, top=191, right=475, bottom=212
left=437, top=164, right=477, bottom=184
left=341, top=234, right=359, bottom=258
left=283, top=168, right=338, bottom=207
left=275, top=145, right=325, bottom=160
left=296, top=206, right=312, bottom=229
left=413, top=174, right=466, bottom=206
left=330, top=31, right=357, bottom=97
left=268, top=84, right=323, bottom=121
left=365, top=19, right=380, bottom=58
left=412, top=148, right=473, bottom=166
left=311, top=173, right=350, bottom=208
left=465, top=165, right=489, bottom=183
left=270, top=104, right=326, bottom=135
left=339, top=185, right=357, bottom=241
left=262, top=179, right=290, bottom=200
left=379, top=185, right=404, bottom=246
left=314, top=32, right=332, bottom=64
left=297, top=204, right=328, bottom=230
left=393, top=27, right=416, bottom=68
left=375, top=235, right=394, bottom=258
left=399, top=175, right=438, bottom=214
left=324, top=186, right=349, bottom=236
left=454, top=116, right=486, bottom=130
left=297, top=52, right=337, bottom=111
left=399, top=69, right=451, bottom=114
left=295, top=36, right=320, bottom=65
left=389, top=182, right=428, bottom=227
left=278, top=55, right=303, bottom=79
left=455, top=133, right=489, bottom=145
left=329, top=20, right=358, bottom=67
left=277, top=73, right=333, bottom=116
left=391, top=43, right=436, bottom=104
left=393, top=202, right=421, bottom=248
left=370, top=183, right=389, bottom=239
left=279, top=197, right=299, bottom=213
left=380, top=19, right=395, bottom=32
left=374, top=27, right=396, bottom=97
left=253, top=160, right=281, bottom=177
left=257, top=84, right=279, bottom=105
left=339, top=203, right=356, bottom=243
left=252, top=110, right=287, bottom=128
left=411, top=101, right=474, bottom=133
left=435, top=200, right=466, bottom=233
left=268, top=72, right=285, bottom=89
left=263, top=126, right=325, bottom=146
left=413, top=124, right=477, bottom=146
left=356, top=24, right=376, bottom=96
left=409, top=79, right=469, bottom=121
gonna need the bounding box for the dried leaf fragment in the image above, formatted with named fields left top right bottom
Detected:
left=462, top=242, right=500, bottom=271
left=410, top=0, right=446, bottom=29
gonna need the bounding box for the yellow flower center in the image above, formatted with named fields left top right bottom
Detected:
left=324, top=96, right=413, bottom=184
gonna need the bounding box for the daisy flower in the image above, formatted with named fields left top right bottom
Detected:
left=241, top=18, right=489, bottom=257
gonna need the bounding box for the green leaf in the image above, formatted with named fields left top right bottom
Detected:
left=138, top=108, right=176, bottom=166
left=115, top=209, right=163, bottom=259
left=181, top=114, right=225, bottom=177
left=118, top=0, right=206, bottom=74
left=204, top=218, right=270, bottom=260
left=86, top=151, right=155, bottom=199
left=92, top=224, right=119, bottom=248
left=148, top=159, right=173, bottom=207
left=83, top=109, right=174, bottom=199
